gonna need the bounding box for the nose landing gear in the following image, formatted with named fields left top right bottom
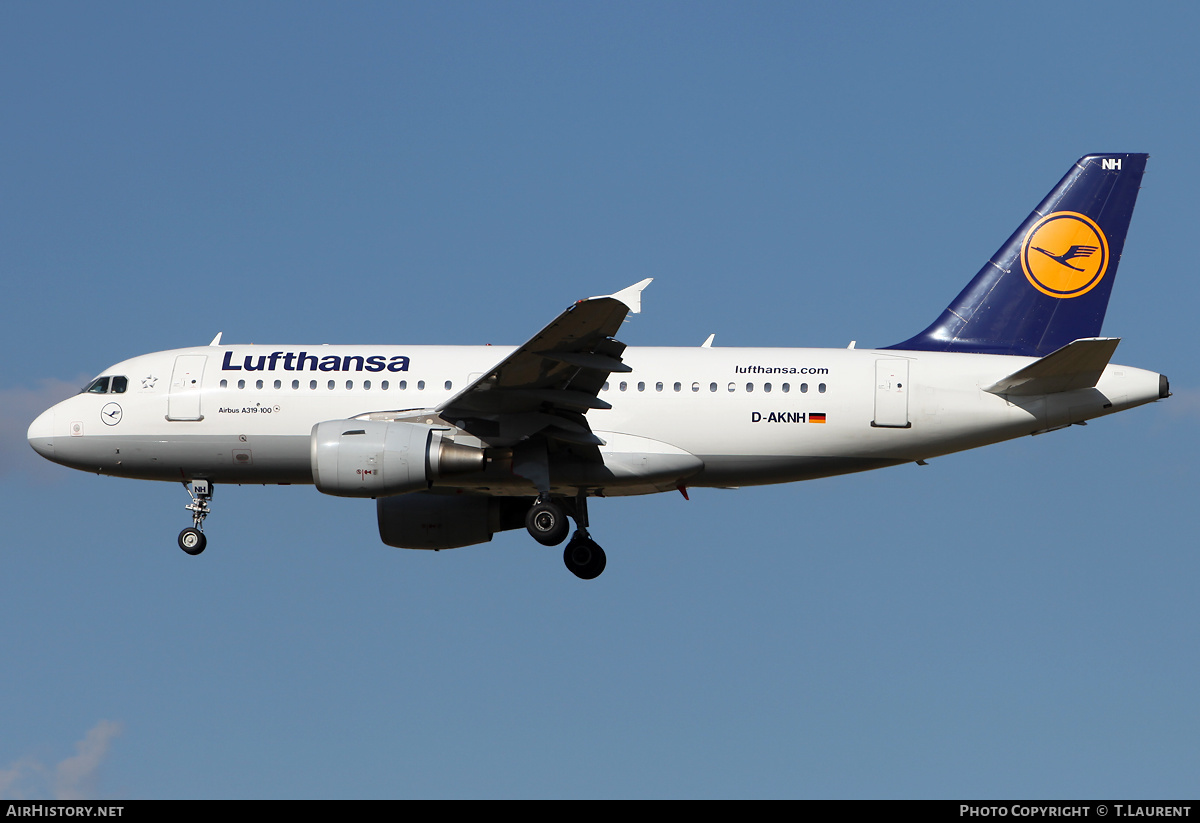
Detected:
left=179, top=479, right=212, bottom=556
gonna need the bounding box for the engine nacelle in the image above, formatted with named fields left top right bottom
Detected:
left=377, top=492, right=529, bottom=550
left=310, top=419, right=484, bottom=498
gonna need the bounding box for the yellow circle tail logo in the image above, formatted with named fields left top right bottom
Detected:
left=1020, top=211, right=1109, bottom=298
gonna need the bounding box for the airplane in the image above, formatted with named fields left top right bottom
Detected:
left=27, top=153, right=1169, bottom=579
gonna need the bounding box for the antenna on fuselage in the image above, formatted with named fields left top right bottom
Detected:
left=209, top=332, right=223, bottom=346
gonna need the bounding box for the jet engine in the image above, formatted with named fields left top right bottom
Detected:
left=377, top=491, right=529, bottom=549
left=310, top=419, right=484, bottom=498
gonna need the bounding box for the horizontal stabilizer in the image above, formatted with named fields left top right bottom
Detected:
left=984, top=337, right=1120, bottom=396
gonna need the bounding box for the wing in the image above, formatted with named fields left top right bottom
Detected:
left=436, top=279, right=652, bottom=452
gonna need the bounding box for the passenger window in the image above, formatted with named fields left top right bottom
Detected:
left=445, top=381, right=452, bottom=390
left=764, top=383, right=772, bottom=393
left=417, top=380, right=425, bottom=390
left=727, top=382, right=735, bottom=392
left=746, top=383, right=753, bottom=392
left=346, top=380, right=353, bottom=390
left=309, top=380, right=317, bottom=390
left=638, top=382, right=645, bottom=392
left=619, top=381, right=627, bottom=392
left=364, top=380, right=371, bottom=390
left=111, top=376, right=128, bottom=393
left=603, top=382, right=609, bottom=391
left=656, top=382, right=664, bottom=392
left=399, top=381, right=407, bottom=390
left=709, top=382, right=717, bottom=392
left=220, top=379, right=228, bottom=389
left=819, top=383, right=827, bottom=393
left=273, top=379, right=282, bottom=389
left=292, top=380, right=299, bottom=390
left=237, top=379, right=246, bottom=390
left=85, top=377, right=110, bottom=394
left=327, top=380, right=335, bottom=390
left=381, top=380, right=389, bottom=390
left=801, top=383, right=808, bottom=393
left=782, top=383, right=790, bottom=393
left=674, top=382, right=681, bottom=392
left=256, top=379, right=264, bottom=390
left=692, top=382, right=700, bottom=392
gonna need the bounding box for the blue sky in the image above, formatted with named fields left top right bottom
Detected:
left=2, top=2, right=1197, bottom=798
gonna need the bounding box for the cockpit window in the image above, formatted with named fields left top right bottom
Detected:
left=82, top=376, right=128, bottom=394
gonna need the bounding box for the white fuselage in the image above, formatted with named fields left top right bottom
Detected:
left=27, top=343, right=1165, bottom=497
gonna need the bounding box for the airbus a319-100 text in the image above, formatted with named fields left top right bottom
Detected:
left=28, top=154, right=1168, bottom=579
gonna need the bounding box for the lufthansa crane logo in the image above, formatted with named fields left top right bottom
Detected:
left=1020, top=211, right=1109, bottom=298
left=101, top=402, right=123, bottom=426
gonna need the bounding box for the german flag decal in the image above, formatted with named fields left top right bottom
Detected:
left=808, top=413, right=826, bottom=424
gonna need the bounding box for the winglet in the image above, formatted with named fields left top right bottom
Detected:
left=209, top=332, right=223, bottom=346
left=593, top=278, right=653, bottom=314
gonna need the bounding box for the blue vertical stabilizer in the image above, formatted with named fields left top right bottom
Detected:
left=887, top=154, right=1148, bottom=356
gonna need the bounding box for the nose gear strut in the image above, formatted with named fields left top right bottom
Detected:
left=178, top=479, right=212, bottom=555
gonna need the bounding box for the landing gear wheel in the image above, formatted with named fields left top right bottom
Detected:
left=178, top=527, right=207, bottom=556
left=564, top=534, right=607, bottom=580
left=526, top=500, right=569, bottom=546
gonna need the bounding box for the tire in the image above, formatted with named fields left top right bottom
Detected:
left=525, top=500, right=569, bottom=546
left=178, top=527, right=207, bottom=556
left=564, top=537, right=606, bottom=580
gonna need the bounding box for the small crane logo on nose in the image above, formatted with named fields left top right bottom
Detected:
left=101, top=403, right=123, bottom=426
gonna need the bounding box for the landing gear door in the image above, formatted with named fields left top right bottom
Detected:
left=873, top=359, right=910, bottom=428
left=168, top=355, right=207, bottom=421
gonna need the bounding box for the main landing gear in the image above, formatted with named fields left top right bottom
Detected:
left=525, top=497, right=570, bottom=546
left=563, top=532, right=606, bottom=580
left=524, top=493, right=607, bottom=580
left=178, top=479, right=212, bottom=556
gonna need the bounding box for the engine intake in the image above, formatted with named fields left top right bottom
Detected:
left=311, top=420, right=484, bottom=498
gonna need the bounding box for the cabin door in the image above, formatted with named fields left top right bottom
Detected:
left=873, top=359, right=910, bottom=428
left=167, top=355, right=207, bottom=421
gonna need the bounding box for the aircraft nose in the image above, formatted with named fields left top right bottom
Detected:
left=27, top=408, right=56, bottom=459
